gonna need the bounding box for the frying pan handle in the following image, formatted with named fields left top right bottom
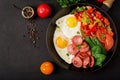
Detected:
left=101, top=0, right=115, bottom=11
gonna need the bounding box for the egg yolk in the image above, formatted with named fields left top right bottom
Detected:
left=56, top=37, right=68, bottom=48
left=66, top=16, right=78, bottom=28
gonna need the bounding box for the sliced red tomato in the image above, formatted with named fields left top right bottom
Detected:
left=108, top=30, right=114, bottom=36
left=104, top=34, right=114, bottom=51
left=100, top=27, right=107, bottom=33
left=96, top=29, right=106, bottom=43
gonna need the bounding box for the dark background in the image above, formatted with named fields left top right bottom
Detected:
left=0, top=0, right=120, bottom=80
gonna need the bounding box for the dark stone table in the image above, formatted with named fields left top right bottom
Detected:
left=0, top=0, right=120, bottom=80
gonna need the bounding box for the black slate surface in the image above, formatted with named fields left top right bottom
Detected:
left=0, top=0, right=120, bottom=80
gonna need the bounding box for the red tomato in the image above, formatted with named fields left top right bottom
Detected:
left=97, top=0, right=105, bottom=2
left=104, top=34, right=114, bottom=51
left=96, top=29, right=106, bottom=43
left=108, top=30, right=114, bottom=36
left=37, top=3, right=52, bottom=18
left=96, top=28, right=114, bottom=51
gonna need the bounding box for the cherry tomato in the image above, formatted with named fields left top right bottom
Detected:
left=37, top=3, right=52, bottom=18
left=97, top=0, right=105, bottom=3
left=40, top=61, right=54, bottom=75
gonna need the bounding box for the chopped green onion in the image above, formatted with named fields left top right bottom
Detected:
left=86, top=18, right=90, bottom=23
left=76, top=45, right=81, bottom=49
left=101, top=33, right=105, bottom=39
left=56, top=26, right=60, bottom=28
left=76, top=6, right=86, bottom=12
left=66, top=53, right=69, bottom=56
left=77, top=31, right=80, bottom=34
left=71, top=9, right=77, bottom=14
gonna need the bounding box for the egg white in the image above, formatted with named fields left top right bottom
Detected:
left=53, top=28, right=74, bottom=64
left=56, top=14, right=82, bottom=39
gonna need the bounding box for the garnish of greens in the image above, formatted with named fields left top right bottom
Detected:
left=66, top=53, right=69, bottom=56
left=85, top=36, right=106, bottom=67
left=77, top=31, right=80, bottom=34
left=76, top=45, right=81, bottom=49
left=57, top=0, right=86, bottom=8
left=71, top=6, right=86, bottom=14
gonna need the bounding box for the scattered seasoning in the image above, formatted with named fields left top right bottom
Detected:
left=13, top=4, right=40, bottom=48
left=76, top=45, right=81, bottom=49
left=13, top=4, right=22, bottom=10
left=27, top=20, right=40, bottom=47
left=66, top=53, right=69, bottom=56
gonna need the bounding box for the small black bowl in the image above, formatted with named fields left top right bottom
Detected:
left=46, top=3, right=118, bottom=72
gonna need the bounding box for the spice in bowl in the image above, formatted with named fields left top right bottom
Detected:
left=22, top=6, right=35, bottom=19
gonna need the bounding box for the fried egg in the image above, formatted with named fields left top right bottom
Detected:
left=56, top=14, right=81, bottom=39
left=53, top=28, right=74, bottom=64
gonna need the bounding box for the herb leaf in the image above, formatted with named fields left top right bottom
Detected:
left=101, top=33, right=105, bottom=39
left=77, top=31, right=80, bottom=34
left=56, top=26, right=60, bottom=28
left=76, top=6, right=86, bottom=12
left=71, top=9, right=77, bottom=14
left=76, top=45, right=81, bottom=49
left=66, top=53, right=69, bottom=56
left=86, top=18, right=90, bottom=23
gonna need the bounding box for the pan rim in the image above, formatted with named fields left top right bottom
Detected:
left=46, top=3, right=118, bottom=72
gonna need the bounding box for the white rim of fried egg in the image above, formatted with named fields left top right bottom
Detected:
left=56, top=14, right=82, bottom=39
left=53, top=28, right=74, bottom=64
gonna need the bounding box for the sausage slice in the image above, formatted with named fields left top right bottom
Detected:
left=72, top=56, right=83, bottom=68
